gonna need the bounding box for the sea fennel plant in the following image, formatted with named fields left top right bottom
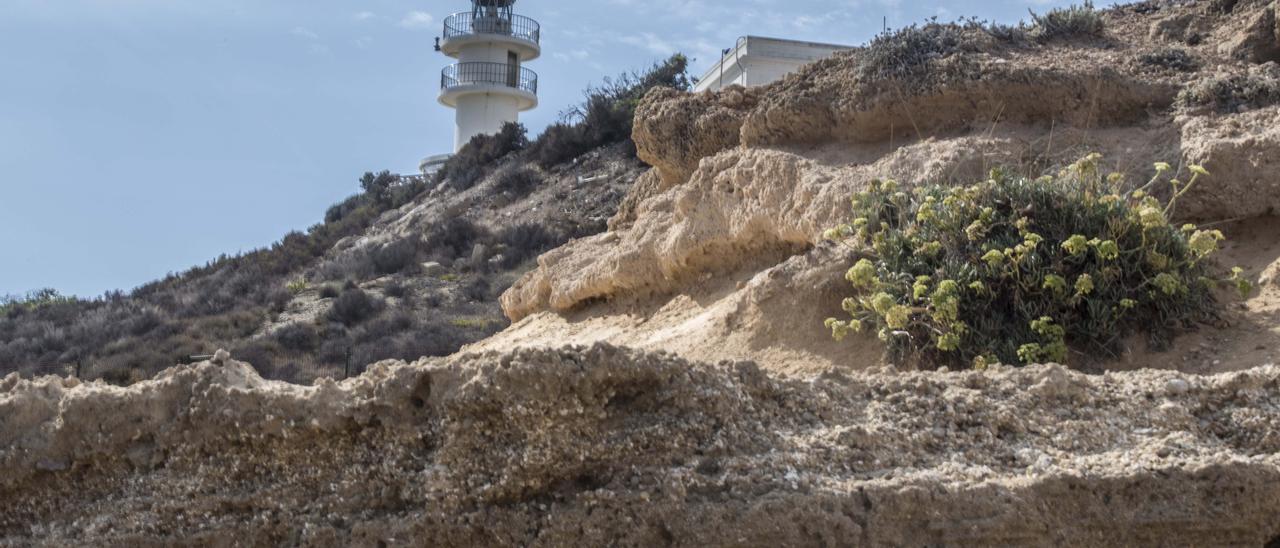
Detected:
left=824, top=156, right=1248, bottom=369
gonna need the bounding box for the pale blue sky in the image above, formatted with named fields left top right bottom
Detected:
left=0, top=0, right=1082, bottom=297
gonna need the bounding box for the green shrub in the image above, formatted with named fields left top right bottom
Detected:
left=492, top=166, right=544, bottom=197
left=327, top=287, right=383, bottom=326
left=858, top=18, right=1023, bottom=81
left=1030, top=2, right=1105, bottom=41
left=824, top=156, right=1245, bottom=369
left=461, top=276, right=492, bottom=302
left=434, top=122, right=528, bottom=190
left=424, top=218, right=487, bottom=261
left=325, top=194, right=368, bottom=224
left=1178, top=73, right=1280, bottom=113
left=371, top=238, right=419, bottom=275
left=286, top=279, right=309, bottom=295
left=0, top=288, right=78, bottom=318
left=359, top=170, right=399, bottom=206
left=527, top=123, right=592, bottom=169
left=450, top=318, right=494, bottom=329
left=528, top=53, right=690, bottom=168
left=496, top=223, right=564, bottom=269
left=1139, top=48, right=1199, bottom=72
left=383, top=280, right=409, bottom=299
left=273, top=322, right=319, bottom=352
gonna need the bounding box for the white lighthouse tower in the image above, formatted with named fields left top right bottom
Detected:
left=437, top=0, right=540, bottom=153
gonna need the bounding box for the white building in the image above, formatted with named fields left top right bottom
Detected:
left=436, top=0, right=540, bottom=153
left=694, top=36, right=854, bottom=93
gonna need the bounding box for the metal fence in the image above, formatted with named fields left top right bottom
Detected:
left=441, top=62, right=538, bottom=95
left=3, top=352, right=373, bottom=383
left=443, top=12, right=540, bottom=44
left=10, top=362, right=82, bottom=379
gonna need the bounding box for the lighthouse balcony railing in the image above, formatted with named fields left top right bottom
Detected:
left=442, top=12, right=540, bottom=45
left=441, top=62, right=538, bottom=95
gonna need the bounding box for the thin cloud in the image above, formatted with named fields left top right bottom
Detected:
left=552, top=49, right=591, bottom=62
left=354, top=11, right=377, bottom=21
left=399, top=11, right=435, bottom=29
left=618, top=33, right=675, bottom=56
left=290, top=27, right=319, bottom=40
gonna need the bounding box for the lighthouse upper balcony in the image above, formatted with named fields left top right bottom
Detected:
left=441, top=12, right=541, bottom=61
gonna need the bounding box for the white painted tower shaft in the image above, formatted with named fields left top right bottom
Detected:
left=438, top=0, right=540, bottom=152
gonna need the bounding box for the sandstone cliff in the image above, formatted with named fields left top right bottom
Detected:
left=5, top=348, right=1280, bottom=545
left=7, top=1, right=1280, bottom=545
left=495, top=0, right=1280, bottom=374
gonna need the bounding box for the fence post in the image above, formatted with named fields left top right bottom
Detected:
left=75, top=359, right=82, bottom=379
left=344, top=346, right=352, bottom=379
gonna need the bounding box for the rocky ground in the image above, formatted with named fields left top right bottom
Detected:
left=4, top=346, right=1280, bottom=546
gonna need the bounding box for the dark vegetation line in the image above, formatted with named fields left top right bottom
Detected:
left=0, top=54, right=691, bottom=385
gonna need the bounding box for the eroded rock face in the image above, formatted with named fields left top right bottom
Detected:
left=607, top=167, right=665, bottom=231
left=1179, top=106, right=1280, bottom=219
left=502, top=148, right=853, bottom=322
left=4, top=347, right=1280, bottom=545
left=739, top=58, right=1178, bottom=150
left=633, top=86, right=754, bottom=187
left=1218, top=1, right=1280, bottom=62
left=501, top=125, right=1179, bottom=332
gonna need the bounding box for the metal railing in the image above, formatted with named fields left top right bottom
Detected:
left=441, top=62, right=538, bottom=95
left=443, top=12, right=540, bottom=45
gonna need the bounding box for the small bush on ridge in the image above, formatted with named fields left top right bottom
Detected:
left=327, top=287, right=383, bottom=326
left=273, top=322, right=319, bottom=353
left=492, top=166, right=545, bottom=197
left=371, top=238, right=418, bottom=275
left=528, top=54, right=690, bottom=168
left=1139, top=48, right=1199, bottom=72
left=824, top=156, right=1246, bottom=369
left=359, top=170, right=399, bottom=206
left=434, top=122, right=528, bottom=190
left=859, top=18, right=1024, bottom=81
left=383, top=280, right=409, bottom=299
left=1030, top=2, right=1105, bottom=41
left=527, top=123, right=592, bottom=169
left=1178, top=73, right=1280, bottom=113
left=496, top=223, right=564, bottom=269
left=424, top=218, right=487, bottom=261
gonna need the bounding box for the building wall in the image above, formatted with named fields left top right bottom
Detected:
left=456, top=42, right=521, bottom=65
left=452, top=42, right=525, bottom=151
left=700, top=62, right=746, bottom=91
left=454, top=93, right=521, bottom=152
left=694, top=36, right=852, bottom=93
left=742, top=57, right=806, bottom=87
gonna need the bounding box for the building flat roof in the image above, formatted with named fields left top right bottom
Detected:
left=695, top=35, right=855, bottom=91
left=735, top=34, right=857, bottom=51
